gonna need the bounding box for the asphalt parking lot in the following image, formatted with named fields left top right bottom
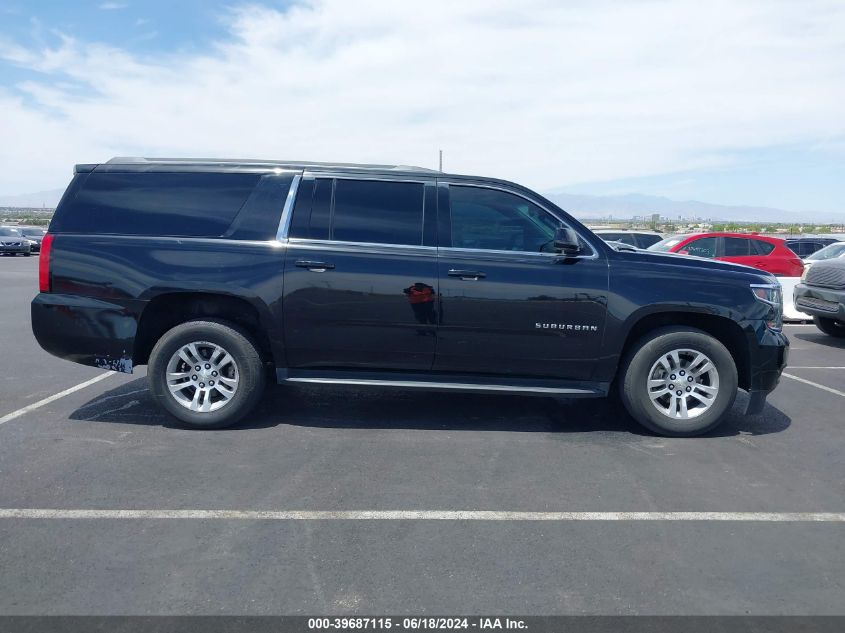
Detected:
left=1, top=255, right=843, bottom=615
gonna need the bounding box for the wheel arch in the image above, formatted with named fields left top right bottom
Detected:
left=133, top=291, right=278, bottom=367
left=618, top=310, right=752, bottom=390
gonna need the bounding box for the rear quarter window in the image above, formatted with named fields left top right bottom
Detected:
left=52, top=171, right=261, bottom=237
left=751, top=239, right=775, bottom=255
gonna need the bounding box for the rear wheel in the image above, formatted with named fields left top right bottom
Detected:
left=813, top=316, right=845, bottom=338
left=619, top=327, right=738, bottom=437
left=148, top=319, right=266, bottom=429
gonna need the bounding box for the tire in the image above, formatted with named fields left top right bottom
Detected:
left=148, top=319, right=266, bottom=429
left=813, top=316, right=845, bottom=338
left=619, top=327, right=738, bottom=437
left=24, top=252, right=31, bottom=257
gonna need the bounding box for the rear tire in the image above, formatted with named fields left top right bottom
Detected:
left=813, top=316, right=845, bottom=338
left=148, top=319, right=266, bottom=429
left=619, top=327, right=738, bottom=437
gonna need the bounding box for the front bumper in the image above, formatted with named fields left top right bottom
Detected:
left=0, top=244, right=30, bottom=254
left=793, top=283, right=845, bottom=321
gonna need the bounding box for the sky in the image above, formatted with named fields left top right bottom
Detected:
left=1, top=0, right=844, bottom=214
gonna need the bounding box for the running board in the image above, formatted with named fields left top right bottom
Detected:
left=277, top=369, right=607, bottom=397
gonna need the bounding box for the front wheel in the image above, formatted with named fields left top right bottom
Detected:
left=148, top=319, right=266, bottom=429
left=619, top=327, right=738, bottom=437
left=813, top=316, right=845, bottom=338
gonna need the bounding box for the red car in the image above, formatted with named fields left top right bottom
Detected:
left=648, top=232, right=804, bottom=277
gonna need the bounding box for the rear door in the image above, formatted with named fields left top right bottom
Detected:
left=282, top=174, right=439, bottom=370
left=434, top=181, right=608, bottom=380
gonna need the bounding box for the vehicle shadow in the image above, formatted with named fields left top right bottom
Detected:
left=69, top=377, right=791, bottom=438
left=791, top=331, right=845, bottom=349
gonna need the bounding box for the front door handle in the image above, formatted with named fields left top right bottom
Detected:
left=295, top=260, right=335, bottom=272
left=448, top=269, right=486, bottom=280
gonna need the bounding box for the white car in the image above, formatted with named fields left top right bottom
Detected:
left=802, top=242, right=845, bottom=277
left=592, top=229, right=663, bottom=249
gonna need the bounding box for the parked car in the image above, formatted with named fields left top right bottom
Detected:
left=785, top=237, right=840, bottom=259
left=18, top=226, right=47, bottom=253
left=0, top=226, right=32, bottom=256
left=648, top=232, right=804, bottom=277
left=32, top=157, right=788, bottom=437
left=794, top=259, right=845, bottom=337
left=593, top=229, right=663, bottom=249
left=801, top=241, right=845, bottom=276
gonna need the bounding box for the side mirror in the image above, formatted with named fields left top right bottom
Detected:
left=554, top=227, right=581, bottom=255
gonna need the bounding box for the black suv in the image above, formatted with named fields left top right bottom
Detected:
left=32, top=158, right=788, bottom=436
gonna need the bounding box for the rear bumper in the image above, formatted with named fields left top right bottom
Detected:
left=31, top=293, right=140, bottom=373
left=793, top=283, right=845, bottom=321
left=744, top=327, right=789, bottom=414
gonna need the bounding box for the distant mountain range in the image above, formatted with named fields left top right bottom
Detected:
left=2, top=186, right=843, bottom=225
left=545, top=192, right=845, bottom=224
left=0, top=188, right=65, bottom=209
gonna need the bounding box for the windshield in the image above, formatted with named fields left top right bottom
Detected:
left=648, top=236, right=685, bottom=252
left=806, top=242, right=845, bottom=261
left=0, top=227, right=23, bottom=237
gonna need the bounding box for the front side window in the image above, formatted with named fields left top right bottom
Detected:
left=682, top=237, right=718, bottom=258
left=449, top=185, right=558, bottom=252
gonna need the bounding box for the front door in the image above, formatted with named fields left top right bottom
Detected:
left=283, top=175, right=438, bottom=370
left=434, top=182, right=608, bottom=380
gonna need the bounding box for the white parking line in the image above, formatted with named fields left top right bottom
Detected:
left=787, top=367, right=845, bottom=369
left=0, top=373, right=114, bottom=425
left=0, top=509, right=843, bottom=522
left=782, top=373, right=845, bottom=398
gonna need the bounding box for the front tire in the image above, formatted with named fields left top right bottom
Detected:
left=813, top=316, right=845, bottom=338
left=148, top=319, right=266, bottom=429
left=619, top=327, right=738, bottom=437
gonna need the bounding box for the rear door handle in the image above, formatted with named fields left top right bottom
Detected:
left=448, top=269, right=486, bottom=280
left=295, top=260, right=335, bottom=272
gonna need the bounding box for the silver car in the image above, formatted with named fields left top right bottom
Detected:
left=0, top=227, right=32, bottom=256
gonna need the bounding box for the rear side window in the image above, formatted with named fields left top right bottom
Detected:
left=332, top=179, right=424, bottom=245
left=751, top=239, right=775, bottom=255
left=723, top=237, right=751, bottom=256
left=52, top=172, right=261, bottom=237
left=289, top=178, right=425, bottom=246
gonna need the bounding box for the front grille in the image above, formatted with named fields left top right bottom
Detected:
left=806, top=265, right=845, bottom=289
left=796, top=296, right=839, bottom=313
left=1, top=242, right=21, bottom=247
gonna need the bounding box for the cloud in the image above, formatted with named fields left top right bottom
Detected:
left=1, top=0, right=844, bottom=197
left=98, top=2, right=128, bottom=9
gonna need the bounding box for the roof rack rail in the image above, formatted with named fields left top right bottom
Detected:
left=105, top=157, right=440, bottom=173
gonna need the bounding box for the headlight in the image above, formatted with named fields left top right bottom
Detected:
left=750, top=283, right=782, bottom=331
left=801, top=263, right=811, bottom=280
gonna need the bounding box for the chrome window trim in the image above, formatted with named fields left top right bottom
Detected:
left=287, top=237, right=435, bottom=255
left=301, top=171, right=433, bottom=185
left=275, top=174, right=302, bottom=242
left=438, top=180, right=601, bottom=260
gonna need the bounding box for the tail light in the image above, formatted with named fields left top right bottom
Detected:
left=38, top=233, right=54, bottom=293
